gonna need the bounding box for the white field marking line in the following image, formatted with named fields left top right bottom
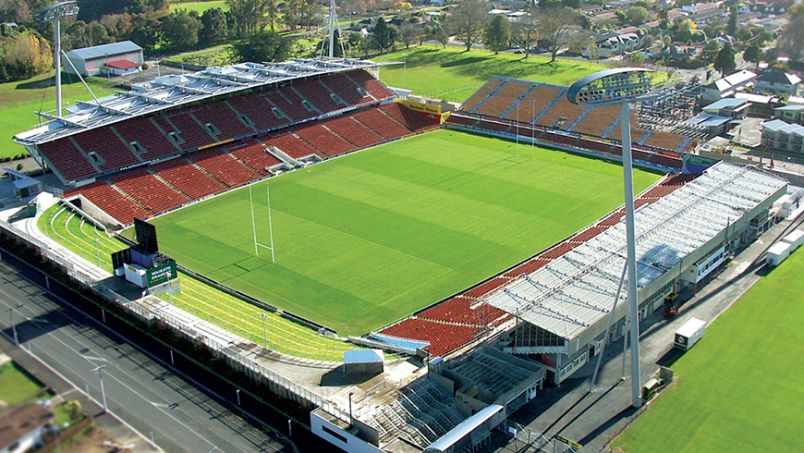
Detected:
left=0, top=293, right=240, bottom=452
left=0, top=270, right=296, bottom=453
left=53, top=209, right=351, bottom=359
left=0, top=293, right=164, bottom=452
left=177, top=282, right=352, bottom=351
left=164, top=291, right=342, bottom=360
left=170, top=289, right=349, bottom=358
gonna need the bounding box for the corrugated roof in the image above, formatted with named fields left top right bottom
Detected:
left=424, top=404, right=503, bottom=452
left=486, top=163, right=786, bottom=341
left=67, top=40, right=142, bottom=60
left=703, top=97, right=748, bottom=111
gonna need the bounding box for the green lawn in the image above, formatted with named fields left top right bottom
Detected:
left=170, top=0, right=229, bottom=13
left=0, top=362, right=45, bottom=405
left=149, top=130, right=659, bottom=335
left=372, top=45, right=607, bottom=102
left=613, top=249, right=804, bottom=452
left=0, top=72, right=118, bottom=159
left=38, top=205, right=361, bottom=362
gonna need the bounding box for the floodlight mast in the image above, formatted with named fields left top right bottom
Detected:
left=39, top=1, right=79, bottom=118
left=567, top=67, right=654, bottom=409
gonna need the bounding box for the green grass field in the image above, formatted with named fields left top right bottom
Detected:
left=38, top=205, right=358, bottom=362
left=0, top=362, right=44, bottom=405
left=372, top=45, right=607, bottom=102
left=149, top=130, right=659, bottom=335
left=0, top=72, right=118, bottom=159
left=613, top=249, right=804, bottom=452
left=170, top=0, right=229, bottom=13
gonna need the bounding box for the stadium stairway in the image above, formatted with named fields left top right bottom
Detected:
left=498, top=83, right=540, bottom=120
left=530, top=87, right=568, bottom=124
left=566, top=106, right=594, bottom=132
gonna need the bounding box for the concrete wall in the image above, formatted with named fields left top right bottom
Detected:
left=310, top=411, right=383, bottom=453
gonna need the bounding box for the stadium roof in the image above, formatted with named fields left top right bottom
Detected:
left=486, top=163, right=786, bottom=341
left=14, top=58, right=387, bottom=146
left=66, top=41, right=142, bottom=60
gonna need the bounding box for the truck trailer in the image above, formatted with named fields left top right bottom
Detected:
left=674, top=317, right=707, bottom=351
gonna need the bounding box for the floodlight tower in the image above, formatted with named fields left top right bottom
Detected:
left=567, top=68, right=654, bottom=409
left=39, top=1, right=79, bottom=118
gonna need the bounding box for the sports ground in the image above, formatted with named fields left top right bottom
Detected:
left=613, top=249, right=804, bottom=452
left=148, top=130, right=659, bottom=335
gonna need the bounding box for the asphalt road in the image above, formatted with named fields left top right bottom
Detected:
left=0, top=260, right=292, bottom=453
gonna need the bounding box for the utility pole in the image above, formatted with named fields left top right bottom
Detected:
left=39, top=2, right=79, bottom=118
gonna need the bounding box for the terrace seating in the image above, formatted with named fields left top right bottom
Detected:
left=269, top=88, right=319, bottom=120
left=227, top=94, right=290, bottom=131
left=163, top=112, right=216, bottom=150
left=461, top=78, right=504, bottom=112
left=293, top=123, right=356, bottom=156
left=75, top=181, right=151, bottom=225
left=113, top=116, right=179, bottom=161
left=534, top=97, right=586, bottom=130
left=571, top=104, right=620, bottom=136
left=353, top=108, right=410, bottom=139
left=150, top=158, right=225, bottom=199
left=187, top=148, right=260, bottom=187
left=347, top=69, right=394, bottom=100
left=262, top=133, right=322, bottom=159
left=111, top=169, right=189, bottom=214
left=38, top=139, right=96, bottom=181
left=419, top=297, right=507, bottom=327
left=324, top=72, right=374, bottom=105
left=294, top=78, right=344, bottom=113
left=504, top=257, right=551, bottom=278
left=644, top=131, right=688, bottom=152
left=71, top=127, right=140, bottom=172
left=463, top=277, right=509, bottom=299
left=475, top=80, right=531, bottom=118
left=380, top=103, right=438, bottom=132
left=229, top=140, right=283, bottom=175
left=193, top=101, right=253, bottom=138
left=504, top=85, right=564, bottom=123
left=323, top=116, right=384, bottom=148
left=380, top=318, right=480, bottom=357
left=445, top=114, right=478, bottom=127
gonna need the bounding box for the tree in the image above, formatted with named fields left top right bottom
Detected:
left=743, top=42, right=761, bottom=69
left=703, top=39, right=721, bottom=65
left=727, top=5, right=738, bottom=37
left=778, top=4, right=804, bottom=62
left=675, top=18, right=697, bottom=43
left=484, top=15, right=511, bottom=54
left=161, top=10, right=203, bottom=50
left=266, top=0, right=278, bottom=32
left=447, top=0, right=487, bottom=51
left=201, top=8, right=229, bottom=45
left=537, top=6, right=578, bottom=63
left=400, top=23, right=422, bottom=49
left=626, top=6, right=649, bottom=26
left=511, top=8, right=539, bottom=59
left=129, top=13, right=161, bottom=52
left=714, top=42, right=736, bottom=75
left=426, top=20, right=448, bottom=48
left=231, top=30, right=292, bottom=62
left=0, top=31, right=53, bottom=82
left=228, top=0, right=274, bottom=36
left=87, top=22, right=113, bottom=46
left=64, top=400, right=83, bottom=422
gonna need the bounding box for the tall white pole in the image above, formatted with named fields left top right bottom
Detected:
left=328, top=0, right=336, bottom=59
left=249, top=185, right=259, bottom=256
left=621, top=100, right=642, bottom=408
left=266, top=186, right=276, bottom=263
left=53, top=17, right=62, bottom=117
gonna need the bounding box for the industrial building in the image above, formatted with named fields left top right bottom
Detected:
left=62, top=41, right=143, bottom=77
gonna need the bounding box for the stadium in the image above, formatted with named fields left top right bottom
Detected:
left=4, top=56, right=790, bottom=453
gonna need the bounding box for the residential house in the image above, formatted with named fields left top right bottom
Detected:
left=761, top=119, right=804, bottom=154
left=773, top=104, right=804, bottom=125
left=701, top=69, right=759, bottom=102
left=755, top=71, right=801, bottom=96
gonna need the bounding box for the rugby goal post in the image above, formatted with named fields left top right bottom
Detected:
left=249, top=184, right=276, bottom=262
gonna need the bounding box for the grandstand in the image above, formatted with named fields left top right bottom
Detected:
left=445, top=76, right=699, bottom=167
left=13, top=59, right=440, bottom=227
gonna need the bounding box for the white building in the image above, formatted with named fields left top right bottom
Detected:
left=701, top=70, right=759, bottom=102
left=762, top=119, right=804, bottom=154
left=63, top=41, right=143, bottom=77
left=755, top=71, right=801, bottom=97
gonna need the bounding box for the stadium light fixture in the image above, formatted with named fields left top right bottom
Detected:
left=567, top=67, right=655, bottom=409
left=39, top=1, right=79, bottom=118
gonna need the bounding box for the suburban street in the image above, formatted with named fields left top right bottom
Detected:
left=0, top=259, right=293, bottom=453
